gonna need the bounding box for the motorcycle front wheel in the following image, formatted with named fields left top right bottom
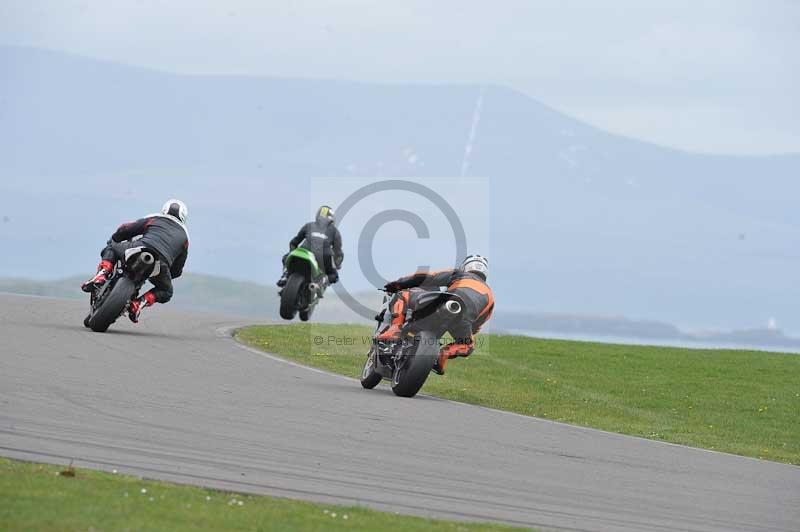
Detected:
left=299, top=303, right=315, bottom=322
left=360, top=348, right=382, bottom=389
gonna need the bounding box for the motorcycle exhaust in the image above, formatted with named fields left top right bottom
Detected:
left=444, top=300, right=462, bottom=315
left=140, top=252, right=154, bottom=265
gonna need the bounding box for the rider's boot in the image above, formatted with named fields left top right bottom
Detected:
left=377, top=323, right=403, bottom=342
left=377, top=292, right=409, bottom=342
left=276, top=269, right=289, bottom=287
left=432, top=349, right=450, bottom=376
left=128, top=292, right=156, bottom=323
left=318, top=274, right=330, bottom=296
left=81, top=260, right=114, bottom=292
left=432, top=341, right=472, bottom=376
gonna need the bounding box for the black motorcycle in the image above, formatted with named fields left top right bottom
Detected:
left=361, top=289, right=466, bottom=397
left=84, top=246, right=161, bottom=332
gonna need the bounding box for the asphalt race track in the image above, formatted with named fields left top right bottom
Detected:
left=1, top=294, right=798, bottom=531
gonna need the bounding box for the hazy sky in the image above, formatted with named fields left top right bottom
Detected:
left=2, top=0, right=798, bottom=155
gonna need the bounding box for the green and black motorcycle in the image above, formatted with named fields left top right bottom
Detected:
left=278, top=248, right=329, bottom=321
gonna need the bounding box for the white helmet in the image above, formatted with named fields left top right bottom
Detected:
left=461, top=254, right=488, bottom=280
left=162, top=199, right=188, bottom=224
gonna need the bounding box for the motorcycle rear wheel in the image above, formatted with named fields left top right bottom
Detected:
left=391, top=330, right=438, bottom=398
left=87, top=277, right=135, bottom=332
left=279, top=273, right=305, bottom=320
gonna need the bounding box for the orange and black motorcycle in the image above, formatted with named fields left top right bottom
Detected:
left=360, top=288, right=466, bottom=397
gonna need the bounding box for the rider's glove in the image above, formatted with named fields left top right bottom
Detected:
left=383, top=281, right=400, bottom=293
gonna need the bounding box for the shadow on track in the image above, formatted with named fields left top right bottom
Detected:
left=310, top=378, right=442, bottom=402
left=25, top=321, right=191, bottom=341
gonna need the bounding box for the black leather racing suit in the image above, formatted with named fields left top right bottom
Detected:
left=287, top=217, right=343, bottom=279
left=100, top=214, right=189, bottom=303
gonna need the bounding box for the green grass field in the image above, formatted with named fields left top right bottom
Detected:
left=0, top=458, right=520, bottom=532
left=237, top=324, right=800, bottom=465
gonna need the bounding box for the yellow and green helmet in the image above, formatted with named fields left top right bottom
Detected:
left=316, top=205, right=336, bottom=225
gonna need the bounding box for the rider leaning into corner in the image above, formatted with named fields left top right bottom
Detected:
left=81, top=199, right=190, bottom=323
left=277, top=205, right=343, bottom=287
left=378, top=255, right=494, bottom=375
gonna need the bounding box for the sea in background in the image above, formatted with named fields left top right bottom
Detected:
left=508, top=330, right=800, bottom=355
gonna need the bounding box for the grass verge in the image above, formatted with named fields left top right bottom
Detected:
left=237, top=324, right=800, bottom=465
left=0, top=457, right=521, bottom=531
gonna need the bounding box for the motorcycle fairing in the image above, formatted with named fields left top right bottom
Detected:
left=285, top=247, right=321, bottom=279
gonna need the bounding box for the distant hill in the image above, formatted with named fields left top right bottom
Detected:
left=0, top=273, right=278, bottom=318
left=3, top=274, right=798, bottom=351
left=2, top=46, right=799, bottom=333
left=0, top=273, right=374, bottom=323
left=495, top=310, right=800, bottom=351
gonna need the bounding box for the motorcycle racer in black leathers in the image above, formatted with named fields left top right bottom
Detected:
left=277, top=205, right=343, bottom=287
left=81, top=199, right=190, bottom=323
left=378, top=255, right=493, bottom=375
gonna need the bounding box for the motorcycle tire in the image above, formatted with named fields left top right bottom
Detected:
left=279, top=273, right=304, bottom=320
left=88, top=277, right=135, bottom=333
left=391, top=330, right=438, bottom=398
left=360, top=349, right=382, bottom=389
